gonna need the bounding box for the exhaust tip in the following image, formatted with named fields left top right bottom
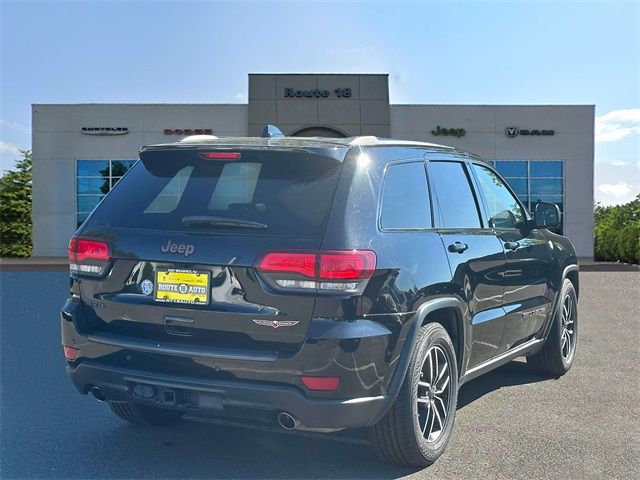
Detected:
left=90, top=386, right=106, bottom=402
left=277, top=412, right=297, bottom=430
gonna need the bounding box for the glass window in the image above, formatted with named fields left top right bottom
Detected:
left=86, top=150, right=343, bottom=238
left=486, top=160, right=564, bottom=233
left=380, top=162, right=431, bottom=230
left=504, top=178, right=528, bottom=195
left=530, top=161, right=562, bottom=177
left=77, top=177, right=109, bottom=195
left=209, top=163, right=263, bottom=210
left=428, top=161, right=481, bottom=229
left=530, top=178, right=563, bottom=195
left=495, top=161, right=527, bottom=177
left=77, top=160, right=109, bottom=177
left=76, top=160, right=137, bottom=227
left=77, top=212, right=90, bottom=226
left=472, top=164, right=525, bottom=230
left=111, top=160, right=136, bottom=176
left=77, top=195, right=104, bottom=212
left=144, top=166, right=194, bottom=214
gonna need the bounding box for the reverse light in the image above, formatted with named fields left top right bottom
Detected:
left=199, top=152, right=242, bottom=160
left=301, top=376, right=340, bottom=391
left=63, top=346, right=79, bottom=361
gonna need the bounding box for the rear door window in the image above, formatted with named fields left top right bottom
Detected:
left=379, top=161, right=431, bottom=230
left=86, top=149, right=343, bottom=237
left=428, top=161, right=482, bottom=229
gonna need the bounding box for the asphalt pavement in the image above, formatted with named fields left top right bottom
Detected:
left=1, top=270, right=638, bottom=479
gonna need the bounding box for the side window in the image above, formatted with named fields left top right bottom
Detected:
left=471, top=163, right=525, bottom=229
left=380, top=161, right=431, bottom=229
left=428, top=161, right=482, bottom=228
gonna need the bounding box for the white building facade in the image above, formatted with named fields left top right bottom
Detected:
left=32, top=74, right=594, bottom=257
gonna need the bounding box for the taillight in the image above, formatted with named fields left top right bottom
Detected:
left=68, top=236, right=111, bottom=276
left=258, top=252, right=316, bottom=278
left=319, top=251, right=376, bottom=280
left=255, top=250, right=376, bottom=293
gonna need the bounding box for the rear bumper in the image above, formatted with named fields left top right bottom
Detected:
left=61, top=297, right=406, bottom=430
left=67, top=361, right=391, bottom=430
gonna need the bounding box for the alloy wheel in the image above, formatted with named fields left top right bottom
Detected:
left=416, top=345, right=451, bottom=443
left=561, top=293, right=576, bottom=360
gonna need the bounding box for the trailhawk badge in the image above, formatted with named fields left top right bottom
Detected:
left=252, top=319, right=300, bottom=329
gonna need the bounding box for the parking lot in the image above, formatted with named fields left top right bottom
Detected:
left=1, top=270, right=638, bottom=479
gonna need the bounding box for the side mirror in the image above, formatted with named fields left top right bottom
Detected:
left=533, top=201, right=561, bottom=231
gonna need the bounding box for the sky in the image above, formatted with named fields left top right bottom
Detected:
left=1, top=0, right=638, bottom=206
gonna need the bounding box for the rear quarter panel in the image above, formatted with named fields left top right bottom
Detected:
left=317, top=146, right=454, bottom=393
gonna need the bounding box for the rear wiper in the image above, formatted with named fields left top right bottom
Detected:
left=181, top=215, right=267, bottom=230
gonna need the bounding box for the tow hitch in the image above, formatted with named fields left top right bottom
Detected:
left=132, top=383, right=178, bottom=406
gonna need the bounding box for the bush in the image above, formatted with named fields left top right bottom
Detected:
left=594, top=194, right=640, bottom=263
left=0, top=149, right=32, bottom=257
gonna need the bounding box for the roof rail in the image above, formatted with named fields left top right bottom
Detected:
left=261, top=124, right=284, bottom=138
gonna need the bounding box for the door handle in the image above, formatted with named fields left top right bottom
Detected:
left=448, top=242, right=469, bottom=253
left=504, top=241, right=520, bottom=251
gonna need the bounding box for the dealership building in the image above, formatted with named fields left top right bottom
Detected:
left=31, top=73, right=595, bottom=258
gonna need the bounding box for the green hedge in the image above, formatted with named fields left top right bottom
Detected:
left=594, top=194, right=640, bottom=263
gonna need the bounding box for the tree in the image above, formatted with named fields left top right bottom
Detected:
left=0, top=149, right=32, bottom=257
left=594, top=194, right=640, bottom=263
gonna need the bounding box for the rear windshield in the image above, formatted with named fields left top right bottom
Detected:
left=85, top=149, right=343, bottom=237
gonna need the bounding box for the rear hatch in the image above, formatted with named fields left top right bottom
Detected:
left=72, top=144, right=346, bottom=355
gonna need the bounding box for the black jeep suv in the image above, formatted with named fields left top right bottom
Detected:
left=61, top=131, right=579, bottom=467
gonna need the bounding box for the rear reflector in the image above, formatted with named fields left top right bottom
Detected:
left=63, top=346, right=79, bottom=361
left=301, top=376, right=340, bottom=391
left=199, top=152, right=242, bottom=160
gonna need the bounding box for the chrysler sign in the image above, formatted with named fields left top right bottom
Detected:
left=81, top=127, right=128, bottom=135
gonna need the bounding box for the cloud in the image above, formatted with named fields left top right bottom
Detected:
left=597, top=182, right=634, bottom=198
left=234, top=92, right=247, bottom=103
left=0, top=141, right=24, bottom=172
left=595, top=108, right=640, bottom=142
left=610, top=160, right=631, bottom=166
left=0, top=140, right=21, bottom=156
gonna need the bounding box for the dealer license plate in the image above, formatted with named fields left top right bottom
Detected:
left=155, top=269, right=210, bottom=305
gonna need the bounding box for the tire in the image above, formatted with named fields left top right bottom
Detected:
left=368, top=323, right=458, bottom=467
left=527, top=278, right=578, bottom=377
left=108, top=401, right=185, bottom=426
